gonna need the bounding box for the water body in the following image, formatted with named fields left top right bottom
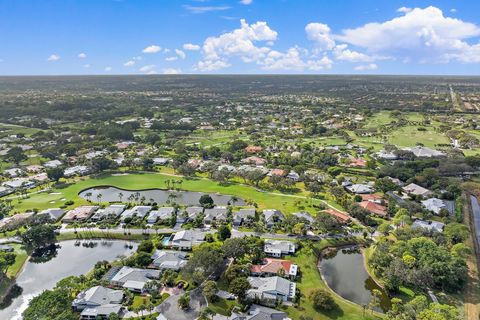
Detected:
left=79, top=186, right=245, bottom=206
left=470, top=195, right=480, bottom=251
left=318, top=247, right=391, bottom=312
left=0, top=240, right=137, bottom=320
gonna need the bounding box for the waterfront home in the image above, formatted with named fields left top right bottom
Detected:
left=91, top=204, right=126, bottom=221
left=247, top=276, right=296, bottom=303
left=110, top=266, right=160, bottom=293
left=147, top=207, right=176, bottom=224
left=80, top=304, right=123, bottom=320
left=213, top=304, right=288, bottom=320
left=151, top=250, right=188, bottom=271
left=179, top=206, right=204, bottom=223
left=64, top=165, right=90, bottom=177
left=120, top=205, right=152, bottom=222
left=250, top=258, right=298, bottom=278
left=62, top=206, right=98, bottom=223
left=72, top=286, right=123, bottom=310
left=171, top=230, right=205, bottom=250
left=264, top=240, right=295, bottom=258
left=204, top=207, right=229, bottom=224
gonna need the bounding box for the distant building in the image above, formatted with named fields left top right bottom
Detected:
left=412, top=219, right=445, bottom=233
left=403, top=183, right=432, bottom=197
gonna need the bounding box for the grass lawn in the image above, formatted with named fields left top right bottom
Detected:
left=284, top=239, right=383, bottom=320
left=57, top=231, right=150, bottom=241
left=11, top=172, right=337, bottom=215
left=131, top=295, right=151, bottom=309
left=208, top=297, right=239, bottom=316
left=6, top=244, right=28, bottom=278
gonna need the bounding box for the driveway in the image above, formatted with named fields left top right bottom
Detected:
left=155, top=288, right=206, bottom=320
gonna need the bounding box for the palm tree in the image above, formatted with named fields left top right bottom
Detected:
left=85, top=192, right=92, bottom=202
left=96, top=193, right=103, bottom=204
left=118, top=192, right=124, bottom=203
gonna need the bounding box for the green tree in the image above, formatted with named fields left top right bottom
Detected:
left=228, top=277, right=251, bottom=302
left=5, top=146, right=27, bottom=164
left=309, top=288, right=335, bottom=311
left=178, top=293, right=190, bottom=310
left=217, top=225, right=231, bottom=241
left=23, top=288, right=77, bottom=320
left=21, top=224, right=57, bottom=250
left=202, top=280, right=218, bottom=302
left=46, top=167, right=64, bottom=182
left=199, top=194, right=214, bottom=208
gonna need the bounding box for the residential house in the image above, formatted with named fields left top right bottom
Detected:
left=91, top=205, right=126, bottom=221
left=263, top=209, right=284, bottom=228
left=323, top=208, right=351, bottom=223
left=404, top=146, right=445, bottom=158
left=171, top=230, right=205, bottom=250
left=151, top=250, right=188, bottom=271
left=403, top=183, right=432, bottom=197
left=147, top=207, right=176, bottom=224
left=62, top=206, right=98, bottom=223
left=241, top=156, right=267, bottom=166
left=232, top=208, right=256, bottom=227
left=250, top=258, right=298, bottom=278
left=44, top=159, right=63, bottom=168
left=293, top=212, right=314, bottom=224
left=64, top=165, right=90, bottom=177
left=0, top=186, right=13, bottom=197
left=421, top=198, right=454, bottom=215
left=38, top=208, right=65, bottom=221
left=80, top=304, right=123, bottom=320
left=204, top=207, right=229, bottom=224
left=264, top=240, right=295, bottom=258
left=120, top=206, right=152, bottom=222
left=412, top=220, right=445, bottom=233
left=213, top=304, right=288, bottom=320
left=245, top=146, right=263, bottom=153
left=359, top=201, right=387, bottom=217
left=3, top=178, right=35, bottom=190
left=180, top=206, right=204, bottom=223
left=72, top=286, right=123, bottom=310
left=110, top=266, right=160, bottom=293
left=247, top=276, right=296, bottom=303
left=346, top=184, right=374, bottom=194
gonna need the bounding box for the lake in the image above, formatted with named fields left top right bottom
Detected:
left=318, top=246, right=391, bottom=312
left=0, top=240, right=137, bottom=320
left=79, top=186, right=245, bottom=206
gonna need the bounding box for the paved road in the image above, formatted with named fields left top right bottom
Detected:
left=469, top=195, right=480, bottom=252
left=155, top=288, right=206, bottom=320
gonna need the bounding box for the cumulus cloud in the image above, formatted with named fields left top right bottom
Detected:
left=333, top=44, right=377, bottom=62
left=183, top=43, right=200, bottom=51
left=197, top=19, right=278, bottom=71
left=336, top=6, right=480, bottom=63
left=163, top=68, right=181, bottom=74
left=354, top=63, right=378, bottom=71
left=262, top=47, right=333, bottom=71
left=142, top=45, right=162, bottom=53
left=78, top=53, right=87, bottom=59
left=240, top=0, right=253, bottom=5
left=175, top=49, right=186, bottom=59
left=124, top=60, right=136, bottom=67
left=47, top=54, right=60, bottom=61
left=139, top=64, right=156, bottom=73
left=305, top=22, right=335, bottom=51
left=397, top=7, right=412, bottom=13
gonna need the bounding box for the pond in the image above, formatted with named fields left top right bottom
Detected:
left=318, top=246, right=391, bottom=313
left=0, top=240, right=137, bottom=320
left=79, top=186, right=245, bottom=206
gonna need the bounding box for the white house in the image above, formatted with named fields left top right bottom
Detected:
left=264, top=240, right=296, bottom=258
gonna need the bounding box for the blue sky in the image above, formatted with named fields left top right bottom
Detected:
left=1, top=0, right=479, bottom=75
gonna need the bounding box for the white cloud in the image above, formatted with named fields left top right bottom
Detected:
left=142, top=45, right=162, bottom=53
left=175, top=49, right=186, bottom=59
left=305, top=22, right=335, bottom=50
left=354, top=63, right=378, bottom=71
left=197, top=19, right=278, bottom=71
left=333, top=44, right=376, bottom=62
left=183, top=43, right=201, bottom=51
left=165, top=56, right=178, bottom=61
left=183, top=5, right=231, bottom=14
left=336, top=6, right=480, bottom=63
left=262, top=47, right=333, bottom=71
left=124, top=60, right=136, bottom=67
left=450, top=8, right=457, bottom=13
left=397, top=7, right=412, bottom=13
left=78, top=53, right=87, bottom=59
left=240, top=0, right=253, bottom=5
left=104, top=66, right=112, bottom=72
left=163, top=68, right=181, bottom=74
left=47, top=54, right=60, bottom=61
left=83, top=64, right=91, bottom=68
left=139, top=64, right=156, bottom=73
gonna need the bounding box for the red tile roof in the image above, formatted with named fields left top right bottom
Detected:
left=251, top=258, right=294, bottom=275
left=359, top=201, right=387, bottom=216
left=324, top=209, right=350, bottom=222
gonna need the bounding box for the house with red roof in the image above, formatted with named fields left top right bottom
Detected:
left=251, top=258, right=298, bottom=279
left=359, top=201, right=387, bottom=217
left=245, top=146, right=263, bottom=153
left=323, top=208, right=351, bottom=223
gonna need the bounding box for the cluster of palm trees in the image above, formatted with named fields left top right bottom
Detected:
left=164, top=179, right=183, bottom=190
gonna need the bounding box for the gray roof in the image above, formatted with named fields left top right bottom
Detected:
left=80, top=304, right=123, bottom=317
left=293, top=212, right=314, bottom=223
left=225, top=304, right=288, bottom=320
left=247, top=276, right=295, bottom=298
left=110, top=266, right=160, bottom=285
left=73, top=286, right=123, bottom=307
left=263, top=209, right=284, bottom=223
left=151, top=250, right=188, bottom=270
